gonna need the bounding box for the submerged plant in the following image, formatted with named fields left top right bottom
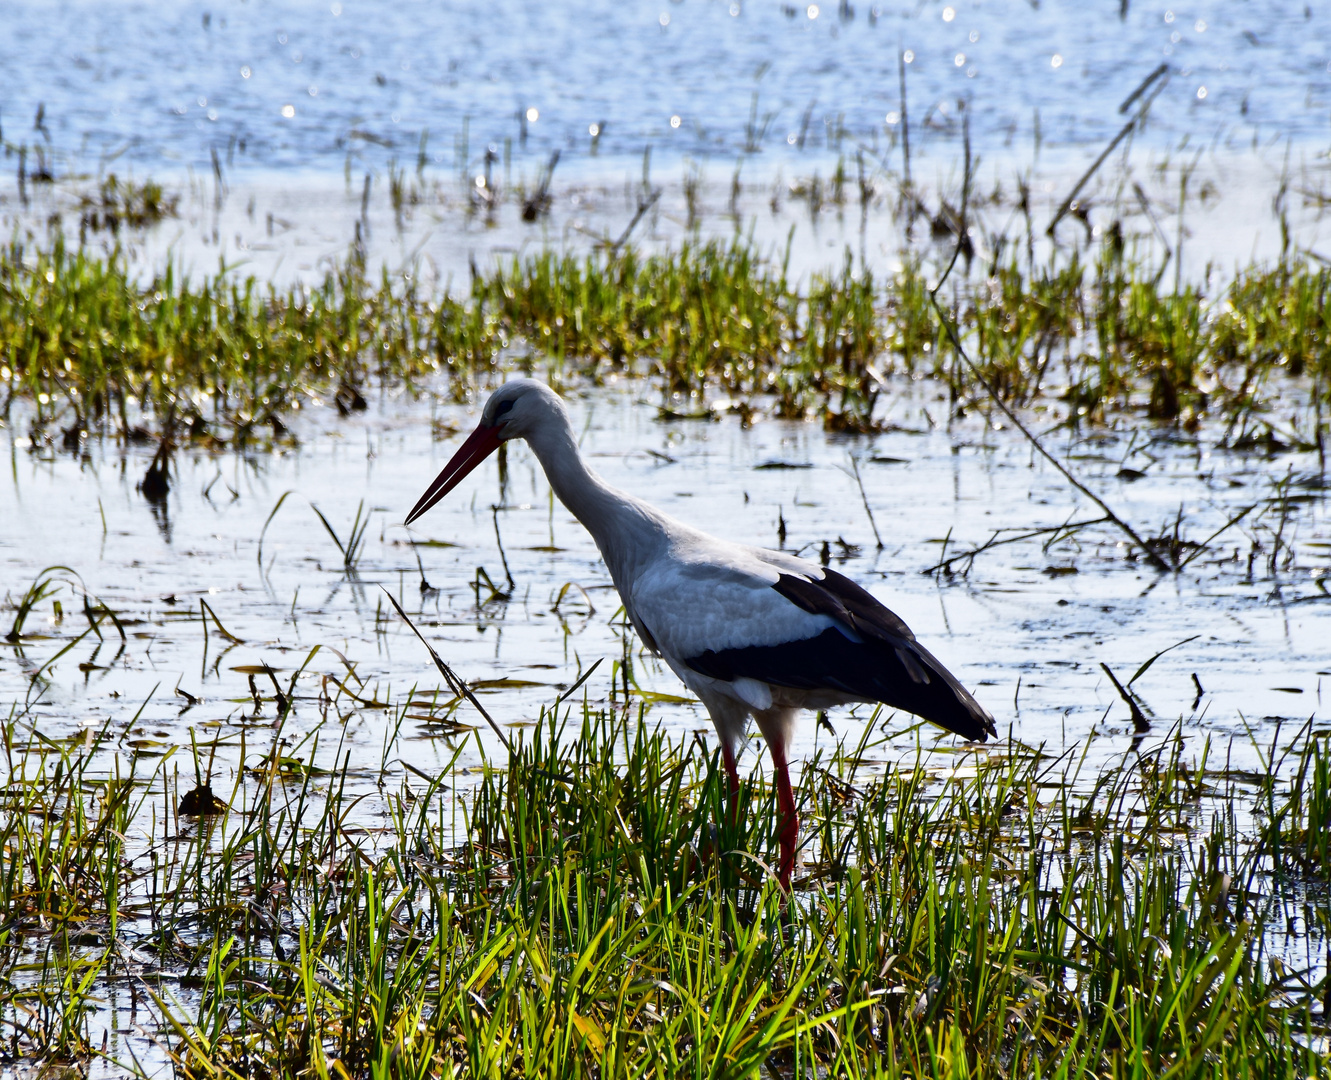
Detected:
left=77, top=173, right=179, bottom=233
left=312, top=499, right=372, bottom=571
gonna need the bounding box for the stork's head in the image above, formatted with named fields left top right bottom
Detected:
left=477, top=378, right=566, bottom=442
left=404, top=379, right=564, bottom=525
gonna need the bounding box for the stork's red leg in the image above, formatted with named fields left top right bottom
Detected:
left=720, top=740, right=741, bottom=823
left=766, top=738, right=799, bottom=890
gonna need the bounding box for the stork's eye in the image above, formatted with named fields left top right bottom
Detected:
left=494, top=400, right=514, bottom=418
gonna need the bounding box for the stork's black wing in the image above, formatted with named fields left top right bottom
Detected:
left=683, top=567, right=996, bottom=742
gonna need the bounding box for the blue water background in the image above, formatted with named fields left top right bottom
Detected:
left=1, top=0, right=1327, bottom=183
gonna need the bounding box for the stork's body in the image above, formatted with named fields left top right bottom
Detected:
left=406, top=380, right=995, bottom=886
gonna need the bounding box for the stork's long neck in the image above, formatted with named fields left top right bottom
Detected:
left=524, top=416, right=670, bottom=590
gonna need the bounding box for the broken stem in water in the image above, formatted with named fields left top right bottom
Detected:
left=383, top=588, right=514, bottom=754
left=846, top=456, right=885, bottom=550
left=1048, top=64, right=1169, bottom=236
left=921, top=515, right=1111, bottom=576
left=934, top=302, right=1174, bottom=571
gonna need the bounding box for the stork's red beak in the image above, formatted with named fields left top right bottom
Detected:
left=405, top=423, right=503, bottom=525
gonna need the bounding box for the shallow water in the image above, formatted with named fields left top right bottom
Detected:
left=4, top=375, right=1330, bottom=1078
left=4, top=379, right=1328, bottom=798
left=4, top=4, right=1331, bottom=1068
left=1, top=0, right=1328, bottom=187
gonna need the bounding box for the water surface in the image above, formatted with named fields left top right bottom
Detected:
left=2, top=0, right=1327, bottom=186
left=4, top=381, right=1327, bottom=793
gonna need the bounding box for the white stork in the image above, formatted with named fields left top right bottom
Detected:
left=405, top=379, right=995, bottom=887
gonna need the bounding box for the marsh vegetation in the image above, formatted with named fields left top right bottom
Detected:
left=3, top=680, right=1330, bottom=1077
left=5, top=194, right=1330, bottom=455
left=2, top=117, right=1331, bottom=1076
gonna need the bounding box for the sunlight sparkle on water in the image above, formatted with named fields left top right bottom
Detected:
left=526, top=107, right=539, bottom=122
left=1051, top=53, right=1064, bottom=68
left=281, top=104, right=296, bottom=118
left=2, top=0, right=1326, bottom=183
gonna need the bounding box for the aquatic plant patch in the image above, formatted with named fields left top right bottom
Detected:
left=2, top=234, right=1328, bottom=449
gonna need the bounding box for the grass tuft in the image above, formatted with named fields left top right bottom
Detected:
left=0, top=693, right=1327, bottom=1075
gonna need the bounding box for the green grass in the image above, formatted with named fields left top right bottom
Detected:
left=0, top=237, right=436, bottom=447
left=2, top=178, right=1330, bottom=1074
left=1, top=688, right=1327, bottom=1077
left=3, top=225, right=1330, bottom=445
left=1261, top=729, right=1331, bottom=879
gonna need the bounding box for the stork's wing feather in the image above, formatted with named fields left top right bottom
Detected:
left=629, top=542, right=839, bottom=662
left=646, top=553, right=994, bottom=743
